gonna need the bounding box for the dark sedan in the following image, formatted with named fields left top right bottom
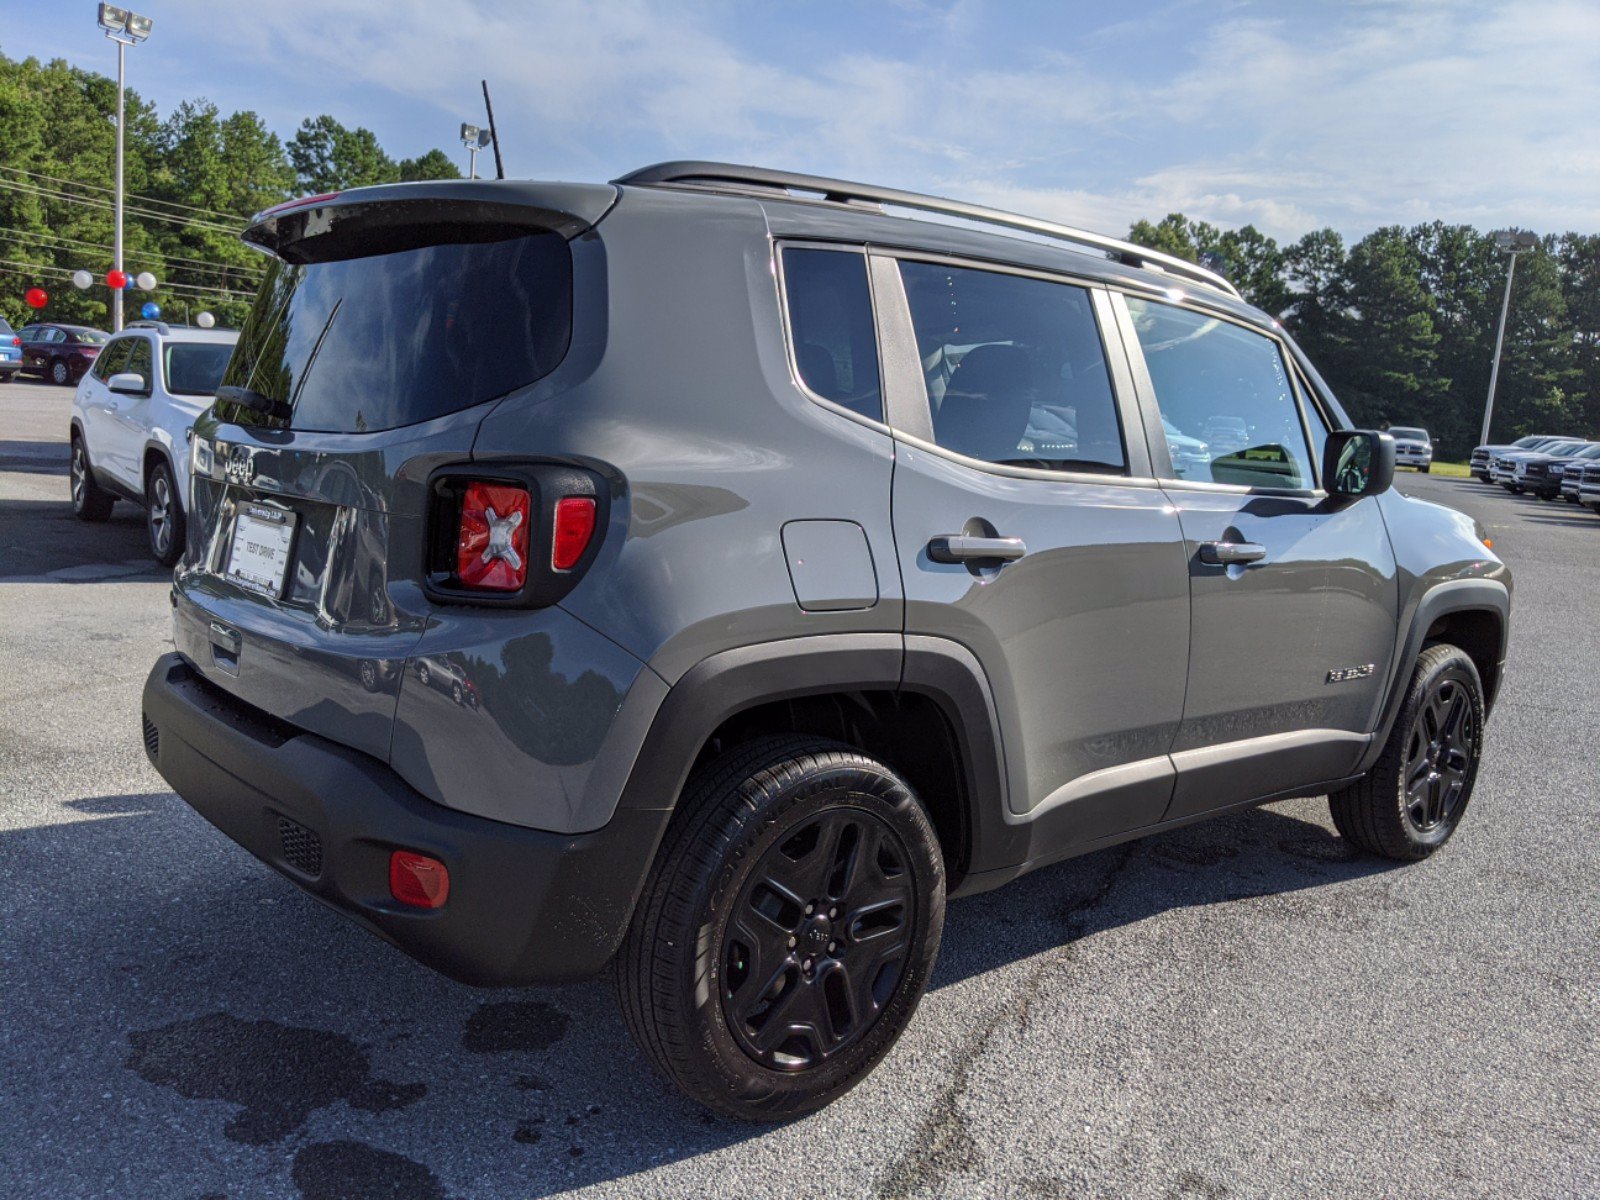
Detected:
left=19, top=323, right=109, bottom=386
left=1530, top=442, right=1600, bottom=500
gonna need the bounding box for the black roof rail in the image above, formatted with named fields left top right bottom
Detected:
left=615, top=161, right=1242, bottom=300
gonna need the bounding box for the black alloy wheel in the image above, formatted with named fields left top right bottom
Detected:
left=1330, top=644, right=1485, bottom=860
left=722, top=805, right=916, bottom=1072
left=1399, top=676, right=1474, bottom=837
left=618, top=735, right=945, bottom=1121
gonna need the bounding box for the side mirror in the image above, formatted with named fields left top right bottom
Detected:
left=1324, top=430, right=1395, bottom=499
left=108, top=372, right=147, bottom=395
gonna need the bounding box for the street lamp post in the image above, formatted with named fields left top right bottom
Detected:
left=460, top=123, right=491, bottom=180
left=1480, top=230, right=1539, bottom=446
left=96, top=4, right=153, bottom=333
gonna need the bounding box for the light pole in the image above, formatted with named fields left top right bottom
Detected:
left=1480, top=229, right=1538, bottom=445
left=460, top=123, right=491, bottom=180
left=96, top=4, right=153, bottom=333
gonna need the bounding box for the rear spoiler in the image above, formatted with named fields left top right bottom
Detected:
left=242, top=180, right=619, bottom=262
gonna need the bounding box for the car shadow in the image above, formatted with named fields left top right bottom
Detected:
left=0, top=496, right=161, bottom=582
left=0, top=438, right=69, bottom=475
left=5, top=793, right=1396, bottom=1198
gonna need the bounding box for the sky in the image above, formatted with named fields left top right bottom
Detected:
left=3, top=0, right=1598, bottom=243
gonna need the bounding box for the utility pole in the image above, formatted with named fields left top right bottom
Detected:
left=97, top=5, right=153, bottom=332
left=1480, top=230, right=1538, bottom=445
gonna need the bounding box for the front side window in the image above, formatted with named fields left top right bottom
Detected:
left=123, top=337, right=153, bottom=392
left=781, top=248, right=882, bottom=422
left=92, top=338, right=132, bottom=381
left=1126, top=297, right=1315, bottom=489
left=899, top=261, right=1125, bottom=473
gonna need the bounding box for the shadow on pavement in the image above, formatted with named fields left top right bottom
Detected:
left=4, top=792, right=1393, bottom=1198
left=0, top=496, right=160, bottom=582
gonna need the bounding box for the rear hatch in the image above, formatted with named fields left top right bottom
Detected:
left=173, top=182, right=614, bottom=760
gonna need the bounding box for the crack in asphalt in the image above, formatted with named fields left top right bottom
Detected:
left=875, top=844, right=1139, bottom=1199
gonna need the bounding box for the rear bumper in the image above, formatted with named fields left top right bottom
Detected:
left=142, top=653, right=669, bottom=985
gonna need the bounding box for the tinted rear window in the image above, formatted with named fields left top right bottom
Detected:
left=220, top=228, right=572, bottom=433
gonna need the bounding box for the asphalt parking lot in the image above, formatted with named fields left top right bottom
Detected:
left=2, top=373, right=1596, bottom=1199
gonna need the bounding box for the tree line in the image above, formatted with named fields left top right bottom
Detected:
left=0, top=49, right=461, bottom=332
left=1128, top=215, right=1600, bottom=455
left=4, top=47, right=1594, bottom=456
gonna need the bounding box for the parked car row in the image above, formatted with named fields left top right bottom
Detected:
left=1470, top=432, right=1600, bottom=518
left=68, top=320, right=239, bottom=564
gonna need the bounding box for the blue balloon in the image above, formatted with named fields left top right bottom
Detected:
left=141, top=301, right=161, bottom=320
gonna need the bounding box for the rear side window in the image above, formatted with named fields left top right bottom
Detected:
left=782, top=248, right=882, bottom=422
left=1126, top=297, right=1315, bottom=490
left=899, top=261, right=1125, bottom=474
left=221, top=227, right=572, bottom=433
left=164, top=342, right=234, bottom=396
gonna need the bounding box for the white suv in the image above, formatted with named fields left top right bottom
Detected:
left=69, top=321, right=238, bottom=565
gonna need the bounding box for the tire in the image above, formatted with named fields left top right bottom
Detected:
left=1329, top=644, right=1485, bottom=861
left=358, top=659, right=380, bottom=693
left=417, top=662, right=431, bottom=686
left=451, top=681, right=464, bottom=706
left=69, top=436, right=115, bottom=522
left=1423, top=464, right=1432, bottom=473
left=145, top=458, right=185, bottom=567
left=617, top=735, right=945, bottom=1121
left=50, top=358, right=70, bottom=386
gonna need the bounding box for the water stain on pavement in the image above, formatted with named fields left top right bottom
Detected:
left=126, top=1013, right=426, bottom=1144
left=291, top=1140, right=445, bottom=1200
left=461, top=1000, right=570, bottom=1053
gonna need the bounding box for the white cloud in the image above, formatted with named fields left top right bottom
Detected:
left=150, top=0, right=1600, bottom=240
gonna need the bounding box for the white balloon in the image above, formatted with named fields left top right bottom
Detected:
left=136, top=271, right=157, bottom=291
left=196, top=311, right=216, bottom=329
left=72, top=269, right=93, bottom=290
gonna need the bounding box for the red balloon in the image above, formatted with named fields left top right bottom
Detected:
left=25, top=287, right=48, bottom=309
left=106, top=269, right=127, bottom=290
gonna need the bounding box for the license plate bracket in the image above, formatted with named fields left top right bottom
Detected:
left=225, top=502, right=298, bottom=598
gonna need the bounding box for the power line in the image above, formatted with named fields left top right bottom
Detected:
left=0, top=164, right=249, bottom=223
left=0, top=228, right=264, bottom=282
left=0, top=258, right=253, bottom=301
left=0, top=178, right=242, bottom=234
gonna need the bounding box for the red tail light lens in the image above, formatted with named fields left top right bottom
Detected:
left=389, top=850, right=450, bottom=909
left=456, top=481, right=530, bottom=591
left=552, top=497, right=597, bottom=571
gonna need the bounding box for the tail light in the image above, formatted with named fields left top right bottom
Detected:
left=456, top=481, right=531, bottom=591
left=427, top=465, right=606, bottom=607
left=552, top=497, right=596, bottom=571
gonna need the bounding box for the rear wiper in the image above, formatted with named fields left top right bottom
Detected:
left=216, top=385, right=291, bottom=422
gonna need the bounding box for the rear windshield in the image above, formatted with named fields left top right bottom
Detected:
left=71, top=329, right=110, bottom=344
left=164, top=342, right=235, bottom=396
left=219, top=227, right=572, bottom=433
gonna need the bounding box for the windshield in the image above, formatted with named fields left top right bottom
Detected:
left=1389, top=427, right=1427, bottom=439
left=164, top=342, right=235, bottom=396
left=219, top=226, right=572, bottom=433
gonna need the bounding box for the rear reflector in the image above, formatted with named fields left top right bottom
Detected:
left=456, top=481, right=531, bottom=591
left=389, top=850, right=450, bottom=909
left=552, top=497, right=597, bottom=571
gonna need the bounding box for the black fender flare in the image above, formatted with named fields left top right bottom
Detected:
left=140, top=439, right=183, bottom=510
left=611, top=631, right=1016, bottom=888
left=1356, top=577, right=1510, bottom=775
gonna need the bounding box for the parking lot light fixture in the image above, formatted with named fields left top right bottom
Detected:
left=1481, top=230, right=1538, bottom=445
left=98, top=4, right=153, bottom=333
left=460, top=123, right=490, bottom=180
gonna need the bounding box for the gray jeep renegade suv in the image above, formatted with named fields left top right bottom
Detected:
left=141, top=163, right=1511, bottom=1120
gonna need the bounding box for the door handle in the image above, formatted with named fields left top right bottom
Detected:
left=1198, top=540, right=1267, bottom=565
left=927, top=535, right=1027, bottom=564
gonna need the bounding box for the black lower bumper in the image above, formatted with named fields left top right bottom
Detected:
left=141, top=654, right=669, bottom=985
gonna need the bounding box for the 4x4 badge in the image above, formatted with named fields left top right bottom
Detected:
left=1326, top=664, right=1376, bottom=683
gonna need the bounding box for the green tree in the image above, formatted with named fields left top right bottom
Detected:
left=399, top=148, right=462, bottom=182
left=288, top=114, right=400, bottom=192
left=1127, top=213, right=1287, bottom=313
